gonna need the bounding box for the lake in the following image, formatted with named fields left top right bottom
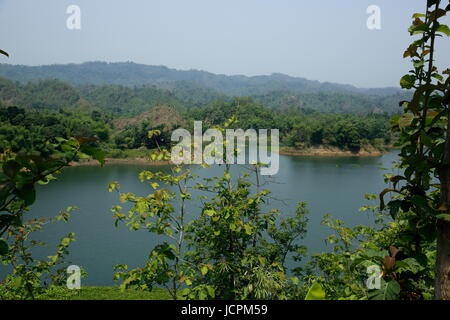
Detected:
left=1, top=151, right=399, bottom=286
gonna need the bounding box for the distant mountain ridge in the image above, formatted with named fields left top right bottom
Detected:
left=0, top=61, right=403, bottom=97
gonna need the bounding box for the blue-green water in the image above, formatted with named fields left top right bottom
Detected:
left=1, top=152, right=399, bottom=286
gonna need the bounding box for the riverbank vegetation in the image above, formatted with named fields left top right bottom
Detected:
left=0, top=97, right=393, bottom=160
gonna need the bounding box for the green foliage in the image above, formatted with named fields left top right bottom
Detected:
left=299, top=1, right=450, bottom=301
left=393, top=15, right=449, bottom=222
left=110, top=126, right=309, bottom=300
left=0, top=91, right=105, bottom=297
left=0, top=207, right=79, bottom=300
left=0, top=131, right=104, bottom=259
left=253, top=90, right=411, bottom=114
left=301, top=196, right=435, bottom=300
left=0, top=106, right=111, bottom=156
left=304, top=282, right=326, bottom=300
left=0, top=75, right=405, bottom=119
left=379, top=0, right=450, bottom=299
left=110, top=159, right=192, bottom=299
left=79, top=83, right=224, bottom=116
left=185, top=172, right=308, bottom=300
left=186, top=98, right=393, bottom=152
left=0, top=75, right=395, bottom=158
left=114, top=123, right=173, bottom=150
left=368, top=279, right=401, bottom=300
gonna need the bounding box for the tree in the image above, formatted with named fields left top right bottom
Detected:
left=382, top=0, right=450, bottom=299
left=110, top=122, right=309, bottom=300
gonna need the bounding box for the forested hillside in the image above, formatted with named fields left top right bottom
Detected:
left=0, top=77, right=225, bottom=116
left=0, top=62, right=401, bottom=95
left=0, top=98, right=392, bottom=159
left=0, top=71, right=409, bottom=114
left=0, top=69, right=395, bottom=157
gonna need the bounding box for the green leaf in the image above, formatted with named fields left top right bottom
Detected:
left=432, top=73, right=444, bottom=81
left=61, top=140, right=78, bottom=152
left=148, top=130, right=161, bottom=138
left=413, top=60, right=425, bottom=68
left=305, top=282, right=326, bottom=300
left=368, top=280, right=400, bottom=300
left=60, top=236, right=73, bottom=247
left=411, top=194, right=429, bottom=209
left=396, top=258, right=423, bottom=274
left=16, top=184, right=36, bottom=206
left=2, top=160, right=21, bottom=178
left=408, top=23, right=429, bottom=35
left=200, top=265, right=209, bottom=275
left=80, top=147, right=106, bottom=165
left=387, top=200, right=402, bottom=220
left=400, top=75, right=415, bottom=89
left=151, top=182, right=159, bottom=189
left=198, top=291, right=207, bottom=300
left=0, top=240, right=8, bottom=255
left=436, top=24, right=450, bottom=36
left=244, top=224, right=252, bottom=235
left=206, top=286, right=215, bottom=298
left=257, top=256, right=267, bottom=265
left=363, top=249, right=389, bottom=260
left=108, top=182, right=119, bottom=192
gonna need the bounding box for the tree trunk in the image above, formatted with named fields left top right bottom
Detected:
left=436, top=101, right=450, bottom=300
left=435, top=220, right=450, bottom=299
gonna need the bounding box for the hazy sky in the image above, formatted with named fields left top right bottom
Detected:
left=0, top=0, right=449, bottom=88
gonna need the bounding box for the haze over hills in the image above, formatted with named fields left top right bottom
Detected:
left=0, top=62, right=411, bottom=115
left=0, top=61, right=404, bottom=96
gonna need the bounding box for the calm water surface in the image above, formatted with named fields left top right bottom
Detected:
left=1, top=152, right=400, bottom=285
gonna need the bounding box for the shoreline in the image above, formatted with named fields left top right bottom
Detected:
left=71, top=147, right=389, bottom=167
left=70, top=158, right=171, bottom=167
left=278, top=147, right=388, bottom=157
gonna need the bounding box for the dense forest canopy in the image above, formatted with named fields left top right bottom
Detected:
left=0, top=69, right=396, bottom=157
left=0, top=74, right=396, bottom=155
left=0, top=100, right=392, bottom=158
left=0, top=77, right=220, bottom=116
